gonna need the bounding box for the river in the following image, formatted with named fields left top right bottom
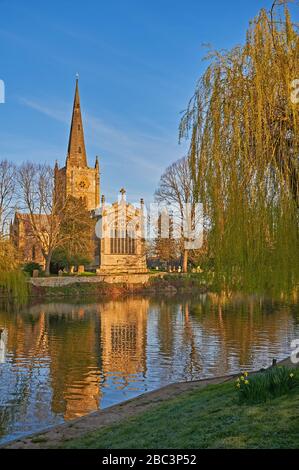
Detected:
left=0, top=292, right=298, bottom=444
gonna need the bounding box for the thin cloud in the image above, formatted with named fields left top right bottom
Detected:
left=18, top=98, right=69, bottom=124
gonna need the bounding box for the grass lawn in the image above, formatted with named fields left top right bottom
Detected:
left=61, top=377, right=299, bottom=449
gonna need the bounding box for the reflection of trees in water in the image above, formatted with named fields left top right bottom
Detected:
left=149, top=298, right=204, bottom=382
left=181, top=302, right=203, bottom=378
left=156, top=300, right=174, bottom=356
left=0, top=304, right=102, bottom=426
left=187, top=293, right=299, bottom=370
left=47, top=308, right=101, bottom=419
left=0, top=310, right=53, bottom=440
left=148, top=293, right=299, bottom=379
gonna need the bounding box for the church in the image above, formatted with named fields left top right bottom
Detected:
left=11, top=80, right=147, bottom=274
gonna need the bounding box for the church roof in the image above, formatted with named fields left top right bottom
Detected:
left=13, top=213, right=51, bottom=233
left=66, top=78, right=87, bottom=167
left=15, top=213, right=49, bottom=222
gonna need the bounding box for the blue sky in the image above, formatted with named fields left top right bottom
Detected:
left=0, top=0, right=296, bottom=202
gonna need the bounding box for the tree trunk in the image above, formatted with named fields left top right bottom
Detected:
left=44, top=251, right=52, bottom=276
left=183, top=249, right=188, bottom=273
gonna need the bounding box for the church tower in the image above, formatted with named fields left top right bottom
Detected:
left=54, top=78, right=100, bottom=211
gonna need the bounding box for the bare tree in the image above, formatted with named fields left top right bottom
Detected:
left=0, top=160, right=16, bottom=235
left=154, top=210, right=179, bottom=267
left=155, top=157, right=200, bottom=272
left=17, top=162, right=94, bottom=275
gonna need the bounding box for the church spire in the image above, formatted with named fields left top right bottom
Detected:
left=66, top=77, right=87, bottom=167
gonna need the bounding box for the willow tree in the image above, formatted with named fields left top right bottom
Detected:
left=0, top=237, right=28, bottom=304
left=180, top=2, right=299, bottom=294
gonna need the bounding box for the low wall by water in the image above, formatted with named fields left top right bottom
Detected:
left=28, top=273, right=206, bottom=299
left=29, top=273, right=161, bottom=287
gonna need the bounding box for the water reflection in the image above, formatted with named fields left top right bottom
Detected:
left=0, top=328, right=7, bottom=363
left=0, top=293, right=298, bottom=443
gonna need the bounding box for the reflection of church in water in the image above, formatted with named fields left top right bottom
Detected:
left=100, top=299, right=148, bottom=383
left=44, top=299, right=148, bottom=420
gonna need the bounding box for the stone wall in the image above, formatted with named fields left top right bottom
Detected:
left=29, top=273, right=154, bottom=287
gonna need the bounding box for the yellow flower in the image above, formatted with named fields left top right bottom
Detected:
left=236, top=378, right=240, bottom=383
left=290, top=373, right=294, bottom=378
left=244, top=372, right=248, bottom=377
left=236, top=383, right=241, bottom=388
left=241, top=376, right=245, bottom=381
left=245, top=380, right=249, bottom=385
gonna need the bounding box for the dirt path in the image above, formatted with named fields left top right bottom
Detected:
left=1, top=356, right=295, bottom=449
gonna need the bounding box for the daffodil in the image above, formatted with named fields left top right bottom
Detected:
left=241, top=376, right=245, bottom=381
left=244, top=372, right=248, bottom=377
left=236, top=378, right=240, bottom=383
left=290, top=373, right=294, bottom=378
left=236, top=383, right=240, bottom=388
left=245, top=380, right=249, bottom=385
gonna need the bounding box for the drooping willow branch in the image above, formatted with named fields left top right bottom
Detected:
left=180, top=3, right=299, bottom=294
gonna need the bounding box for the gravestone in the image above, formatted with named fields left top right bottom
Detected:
left=78, top=265, right=85, bottom=274
left=32, top=269, right=39, bottom=278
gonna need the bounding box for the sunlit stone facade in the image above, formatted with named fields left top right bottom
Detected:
left=95, top=191, right=147, bottom=273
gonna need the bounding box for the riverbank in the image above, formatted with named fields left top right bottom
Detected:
left=28, top=273, right=208, bottom=300
left=2, top=357, right=298, bottom=449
